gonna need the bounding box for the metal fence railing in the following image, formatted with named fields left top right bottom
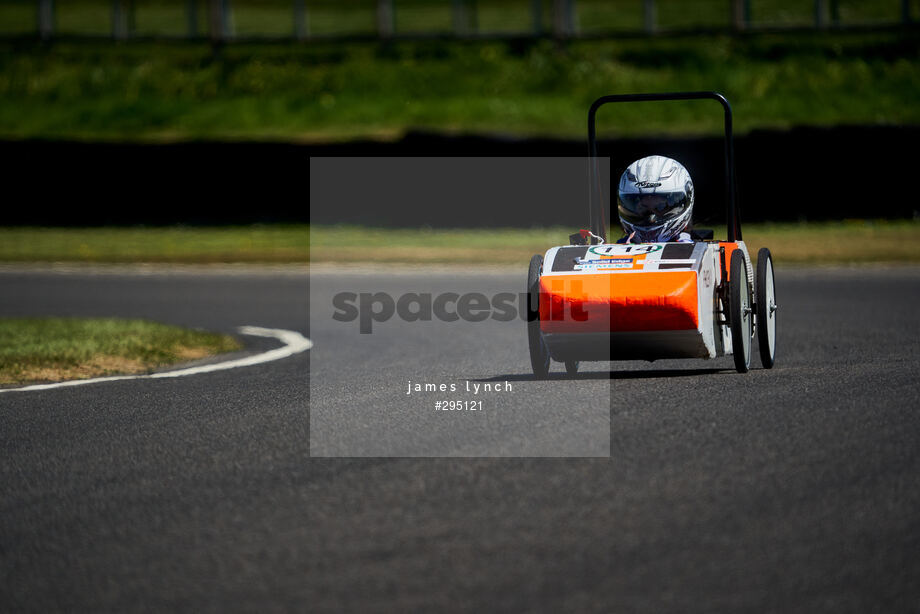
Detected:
left=1, top=0, right=916, bottom=42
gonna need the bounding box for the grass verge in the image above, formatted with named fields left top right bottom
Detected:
left=728, top=220, right=920, bottom=265
left=0, top=225, right=309, bottom=263
left=1, top=221, right=918, bottom=265
left=0, top=317, right=241, bottom=386
left=312, top=221, right=920, bottom=265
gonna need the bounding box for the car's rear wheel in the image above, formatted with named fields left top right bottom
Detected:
left=729, top=249, right=753, bottom=373
left=756, top=247, right=777, bottom=369
left=527, top=254, right=551, bottom=379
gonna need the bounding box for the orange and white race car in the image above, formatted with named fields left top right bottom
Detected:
left=526, top=92, right=777, bottom=377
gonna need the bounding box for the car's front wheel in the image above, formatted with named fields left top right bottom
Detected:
left=527, top=254, right=551, bottom=379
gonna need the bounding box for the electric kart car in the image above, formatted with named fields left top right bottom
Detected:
left=527, top=91, right=777, bottom=377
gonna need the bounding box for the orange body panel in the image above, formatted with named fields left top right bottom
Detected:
left=719, top=242, right=739, bottom=273
left=539, top=271, right=699, bottom=334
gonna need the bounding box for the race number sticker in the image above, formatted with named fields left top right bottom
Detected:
left=588, top=244, right=663, bottom=257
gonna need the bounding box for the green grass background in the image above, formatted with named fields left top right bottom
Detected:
left=1, top=0, right=918, bottom=37
left=1, top=28, right=918, bottom=140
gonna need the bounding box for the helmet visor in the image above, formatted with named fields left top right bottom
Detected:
left=617, top=191, right=688, bottom=226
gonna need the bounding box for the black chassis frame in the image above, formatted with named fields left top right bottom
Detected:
left=587, top=91, right=742, bottom=244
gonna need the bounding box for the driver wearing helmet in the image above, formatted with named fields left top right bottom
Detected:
left=616, top=155, right=694, bottom=243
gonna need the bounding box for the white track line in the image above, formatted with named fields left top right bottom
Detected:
left=0, top=326, right=312, bottom=394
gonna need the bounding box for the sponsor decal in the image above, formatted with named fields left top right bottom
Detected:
left=635, top=181, right=662, bottom=188
left=574, top=258, right=633, bottom=270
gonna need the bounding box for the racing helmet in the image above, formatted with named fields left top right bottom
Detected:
left=617, top=155, right=694, bottom=243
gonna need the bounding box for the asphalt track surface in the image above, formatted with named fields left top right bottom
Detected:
left=2, top=265, right=919, bottom=612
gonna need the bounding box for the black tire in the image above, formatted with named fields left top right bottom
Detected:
left=527, top=254, right=551, bottom=379
left=564, top=360, right=579, bottom=376
left=756, top=247, right=777, bottom=369
left=729, top=249, right=753, bottom=373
